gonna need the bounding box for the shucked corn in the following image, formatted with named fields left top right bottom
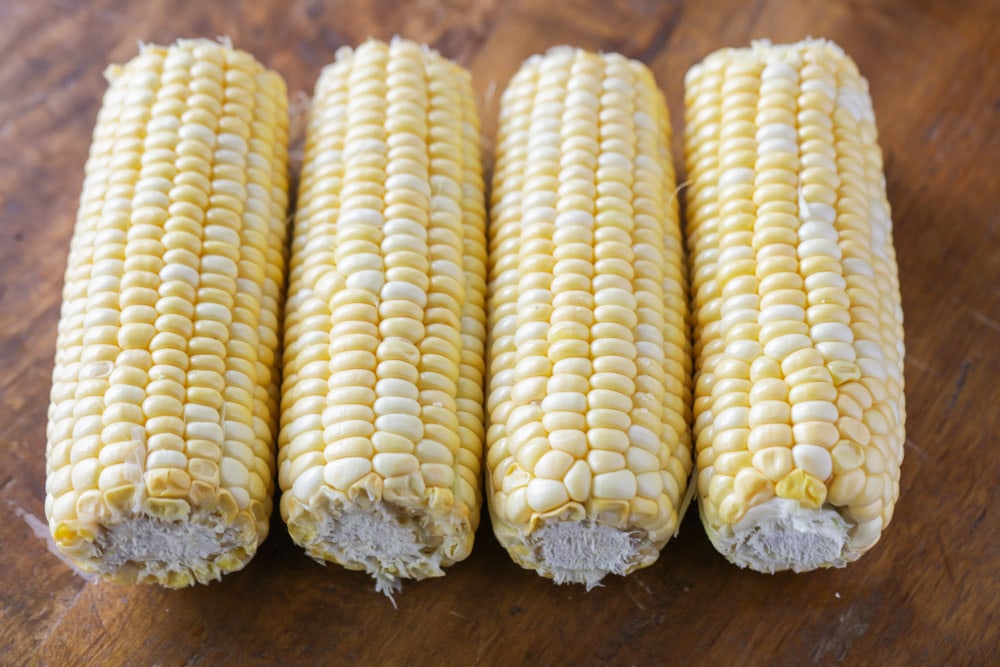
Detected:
left=44, top=32, right=905, bottom=588
left=485, top=47, right=692, bottom=586
left=278, top=39, right=487, bottom=595
left=44, top=39, right=290, bottom=585
left=683, top=39, right=905, bottom=571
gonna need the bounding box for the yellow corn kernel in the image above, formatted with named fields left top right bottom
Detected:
left=485, top=47, right=692, bottom=587
left=685, top=39, right=905, bottom=573
left=277, top=39, right=487, bottom=596
left=44, top=39, right=290, bottom=586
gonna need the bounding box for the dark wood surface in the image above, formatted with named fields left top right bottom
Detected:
left=2, top=0, right=998, bottom=664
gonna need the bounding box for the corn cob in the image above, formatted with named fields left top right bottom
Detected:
left=44, top=39, right=290, bottom=586
left=684, top=39, right=905, bottom=571
left=486, top=47, right=692, bottom=586
left=278, top=39, right=486, bottom=594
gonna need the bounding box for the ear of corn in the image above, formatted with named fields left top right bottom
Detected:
left=683, top=39, right=904, bottom=572
left=486, top=47, right=692, bottom=587
left=278, top=39, right=486, bottom=595
left=44, top=39, right=290, bottom=586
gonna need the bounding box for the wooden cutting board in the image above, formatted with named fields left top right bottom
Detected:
left=1, top=0, right=997, bottom=663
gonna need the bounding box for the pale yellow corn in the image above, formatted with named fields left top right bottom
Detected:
left=278, top=39, right=486, bottom=595
left=486, top=47, right=692, bottom=587
left=684, top=39, right=905, bottom=571
left=44, top=39, right=290, bottom=586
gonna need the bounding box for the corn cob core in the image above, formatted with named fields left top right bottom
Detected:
left=44, top=39, right=290, bottom=586
left=486, top=47, right=692, bottom=586
left=684, top=39, right=905, bottom=572
left=278, top=39, right=487, bottom=594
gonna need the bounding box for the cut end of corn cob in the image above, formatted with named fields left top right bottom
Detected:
left=53, top=499, right=257, bottom=586
left=485, top=47, right=693, bottom=586
left=506, top=520, right=651, bottom=589
left=283, top=486, right=475, bottom=596
left=684, top=39, right=904, bottom=573
left=278, top=38, right=487, bottom=594
left=45, top=38, right=290, bottom=586
left=701, top=498, right=852, bottom=572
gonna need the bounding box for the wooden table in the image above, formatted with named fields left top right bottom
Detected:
left=2, top=0, right=997, bottom=664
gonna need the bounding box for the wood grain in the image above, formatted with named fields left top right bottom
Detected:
left=1, top=0, right=997, bottom=664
